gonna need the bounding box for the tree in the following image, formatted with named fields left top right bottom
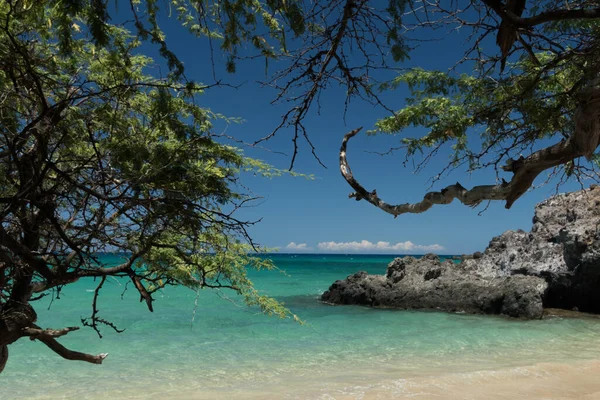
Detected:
left=0, top=0, right=413, bottom=373
left=0, top=0, right=298, bottom=372
left=340, top=0, right=600, bottom=216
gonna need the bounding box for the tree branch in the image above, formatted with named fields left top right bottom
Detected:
left=128, top=270, right=154, bottom=312
left=22, top=325, right=79, bottom=340
left=0, top=225, right=54, bottom=282
left=35, top=334, right=108, bottom=365
left=482, top=0, right=600, bottom=27
left=339, top=127, right=596, bottom=216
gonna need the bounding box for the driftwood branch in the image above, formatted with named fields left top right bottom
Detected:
left=339, top=127, right=598, bottom=216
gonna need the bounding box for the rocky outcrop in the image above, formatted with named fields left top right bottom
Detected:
left=321, top=254, right=547, bottom=318
left=321, top=185, right=600, bottom=319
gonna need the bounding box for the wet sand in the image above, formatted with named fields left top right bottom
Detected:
left=359, top=359, right=600, bottom=400
left=164, top=359, right=600, bottom=399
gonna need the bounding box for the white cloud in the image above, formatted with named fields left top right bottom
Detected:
left=316, top=240, right=444, bottom=253
left=284, top=242, right=312, bottom=251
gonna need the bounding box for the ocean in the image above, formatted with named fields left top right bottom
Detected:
left=3, top=253, right=600, bottom=399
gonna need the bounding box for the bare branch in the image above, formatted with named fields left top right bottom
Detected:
left=129, top=270, right=154, bottom=312
left=340, top=127, right=598, bottom=217
left=35, top=334, right=108, bottom=365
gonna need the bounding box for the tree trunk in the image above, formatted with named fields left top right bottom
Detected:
left=0, top=302, right=38, bottom=372
left=0, top=345, right=7, bottom=374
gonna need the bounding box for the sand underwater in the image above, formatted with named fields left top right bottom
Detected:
left=3, top=254, right=600, bottom=399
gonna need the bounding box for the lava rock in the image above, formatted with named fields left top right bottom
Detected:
left=321, top=186, right=600, bottom=318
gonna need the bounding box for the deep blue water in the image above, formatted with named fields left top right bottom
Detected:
left=3, top=254, right=600, bottom=399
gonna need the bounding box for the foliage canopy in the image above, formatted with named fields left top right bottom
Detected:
left=0, top=0, right=313, bottom=370
left=340, top=0, right=600, bottom=216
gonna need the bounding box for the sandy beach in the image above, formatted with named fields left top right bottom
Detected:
left=359, top=359, right=600, bottom=400
left=158, top=359, right=600, bottom=399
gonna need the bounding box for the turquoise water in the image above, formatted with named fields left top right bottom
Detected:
left=3, top=254, right=600, bottom=399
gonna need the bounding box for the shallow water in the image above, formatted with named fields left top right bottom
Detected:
left=3, top=254, right=600, bottom=399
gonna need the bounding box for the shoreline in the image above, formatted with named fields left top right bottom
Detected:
left=16, top=357, right=594, bottom=400
left=4, top=252, right=600, bottom=400
left=163, top=358, right=600, bottom=399
left=6, top=337, right=600, bottom=399
left=8, top=355, right=600, bottom=399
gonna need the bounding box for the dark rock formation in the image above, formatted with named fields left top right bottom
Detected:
left=459, top=251, right=483, bottom=261
left=322, top=254, right=547, bottom=318
left=321, top=186, right=600, bottom=319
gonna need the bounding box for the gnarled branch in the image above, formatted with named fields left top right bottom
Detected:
left=129, top=270, right=154, bottom=312
left=35, top=334, right=108, bottom=365
left=482, top=0, right=600, bottom=28
left=22, top=325, right=79, bottom=340
left=339, top=127, right=598, bottom=216
left=20, top=323, right=107, bottom=365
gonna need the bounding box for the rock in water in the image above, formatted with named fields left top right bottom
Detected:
left=321, top=186, right=600, bottom=319
left=321, top=254, right=547, bottom=318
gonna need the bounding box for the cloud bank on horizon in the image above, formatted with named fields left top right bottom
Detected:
left=284, top=240, right=444, bottom=253
left=285, top=242, right=313, bottom=251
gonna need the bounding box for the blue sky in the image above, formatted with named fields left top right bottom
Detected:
left=138, top=6, right=587, bottom=255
